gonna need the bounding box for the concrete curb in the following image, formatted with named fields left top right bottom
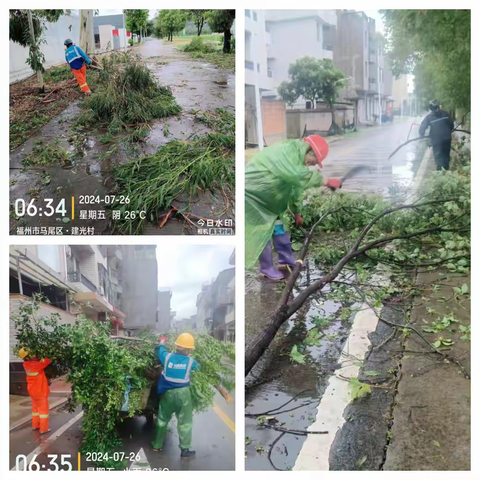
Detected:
left=412, top=145, right=433, bottom=196
left=9, top=396, right=69, bottom=432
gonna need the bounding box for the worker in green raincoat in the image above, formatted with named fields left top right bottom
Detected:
left=246, top=135, right=342, bottom=280
left=152, top=333, right=198, bottom=458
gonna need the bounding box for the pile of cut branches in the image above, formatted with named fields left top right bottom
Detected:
left=246, top=141, right=471, bottom=375
left=110, top=108, right=235, bottom=234
left=13, top=295, right=234, bottom=468
left=78, top=52, right=181, bottom=134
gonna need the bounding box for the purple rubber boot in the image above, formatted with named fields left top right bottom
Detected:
left=259, top=241, right=284, bottom=280
left=273, top=232, right=296, bottom=268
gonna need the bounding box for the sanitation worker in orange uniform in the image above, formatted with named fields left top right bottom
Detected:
left=19, top=348, right=51, bottom=434
left=64, top=39, right=92, bottom=94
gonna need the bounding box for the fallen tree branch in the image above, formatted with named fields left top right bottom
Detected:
left=389, top=136, right=428, bottom=159
left=245, top=389, right=313, bottom=417
left=353, top=286, right=470, bottom=379
left=246, top=401, right=318, bottom=418
left=261, top=424, right=328, bottom=436
left=245, top=198, right=467, bottom=376
left=268, top=432, right=285, bottom=471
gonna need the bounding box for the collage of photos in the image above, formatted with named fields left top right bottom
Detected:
left=6, top=5, right=473, bottom=476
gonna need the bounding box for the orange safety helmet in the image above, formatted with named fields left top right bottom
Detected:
left=304, top=135, right=329, bottom=166
left=175, top=333, right=195, bottom=350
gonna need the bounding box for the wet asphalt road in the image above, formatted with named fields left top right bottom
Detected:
left=245, top=117, right=429, bottom=470
left=9, top=38, right=235, bottom=235
left=10, top=389, right=235, bottom=471
left=322, top=117, right=427, bottom=196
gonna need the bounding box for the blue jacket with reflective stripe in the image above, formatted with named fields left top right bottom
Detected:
left=65, top=45, right=91, bottom=70
left=157, top=345, right=199, bottom=394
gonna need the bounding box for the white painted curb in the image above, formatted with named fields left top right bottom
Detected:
left=294, top=304, right=379, bottom=471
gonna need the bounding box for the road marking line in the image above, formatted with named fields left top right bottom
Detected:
left=10, top=396, right=69, bottom=432
left=131, top=448, right=151, bottom=471
left=293, top=305, right=379, bottom=471
left=78, top=451, right=81, bottom=471
left=337, top=147, right=357, bottom=156
left=412, top=146, right=433, bottom=198
left=213, top=403, right=235, bottom=433
left=11, top=411, right=84, bottom=471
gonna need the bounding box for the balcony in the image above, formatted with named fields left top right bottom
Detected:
left=68, top=272, right=97, bottom=292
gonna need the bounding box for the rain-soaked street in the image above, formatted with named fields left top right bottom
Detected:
left=9, top=38, right=235, bottom=235
left=10, top=388, right=235, bottom=471
left=245, top=118, right=429, bottom=470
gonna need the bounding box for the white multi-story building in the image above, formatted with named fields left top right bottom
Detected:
left=245, top=10, right=337, bottom=146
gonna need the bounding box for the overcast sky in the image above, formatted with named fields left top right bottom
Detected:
left=156, top=245, right=234, bottom=321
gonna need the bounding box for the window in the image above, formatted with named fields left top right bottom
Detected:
left=364, top=31, right=367, bottom=47
left=10, top=268, right=68, bottom=311
left=246, top=10, right=251, bottom=18
left=253, top=11, right=257, bottom=21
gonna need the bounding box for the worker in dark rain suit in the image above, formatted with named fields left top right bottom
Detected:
left=152, top=334, right=199, bottom=458
left=419, top=100, right=455, bottom=170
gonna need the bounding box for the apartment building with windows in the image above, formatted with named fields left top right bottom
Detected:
left=9, top=245, right=161, bottom=394
left=246, top=10, right=338, bottom=146
left=333, top=10, right=393, bottom=124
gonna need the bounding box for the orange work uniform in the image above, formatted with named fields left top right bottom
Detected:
left=23, top=358, right=51, bottom=432
left=71, top=64, right=91, bottom=94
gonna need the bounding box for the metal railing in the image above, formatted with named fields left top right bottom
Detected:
left=67, top=272, right=97, bottom=292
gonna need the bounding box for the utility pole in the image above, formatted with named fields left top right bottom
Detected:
left=79, top=10, right=95, bottom=55
left=377, top=46, right=382, bottom=126
left=26, top=10, right=44, bottom=92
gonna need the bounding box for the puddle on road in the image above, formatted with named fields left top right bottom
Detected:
left=245, top=259, right=353, bottom=470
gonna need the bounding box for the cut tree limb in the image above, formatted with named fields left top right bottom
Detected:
left=245, top=198, right=467, bottom=376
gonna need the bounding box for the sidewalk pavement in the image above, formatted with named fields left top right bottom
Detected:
left=384, top=269, right=471, bottom=470
left=10, top=378, right=71, bottom=431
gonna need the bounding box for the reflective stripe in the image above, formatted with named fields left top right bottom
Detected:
left=67, top=46, right=82, bottom=64
left=80, top=84, right=88, bottom=87
left=39, top=414, right=49, bottom=418
left=430, top=117, right=450, bottom=125
left=26, top=372, right=38, bottom=376
left=161, top=354, right=193, bottom=384
left=185, top=357, right=194, bottom=378
left=32, top=413, right=39, bottom=416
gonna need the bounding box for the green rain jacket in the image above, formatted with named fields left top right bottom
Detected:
left=245, top=139, right=323, bottom=269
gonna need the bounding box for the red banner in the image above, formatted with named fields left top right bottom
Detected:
left=112, top=29, right=119, bottom=36
left=126, top=31, right=131, bottom=37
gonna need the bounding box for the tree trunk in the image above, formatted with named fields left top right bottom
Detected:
left=79, top=10, right=95, bottom=55
left=26, top=10, right=44, bottom=93
left=245, top=308, right=289, bottom=375
left=197, top=19, right=204, bottom=36
left=223, top=29, right=232, bottom=54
